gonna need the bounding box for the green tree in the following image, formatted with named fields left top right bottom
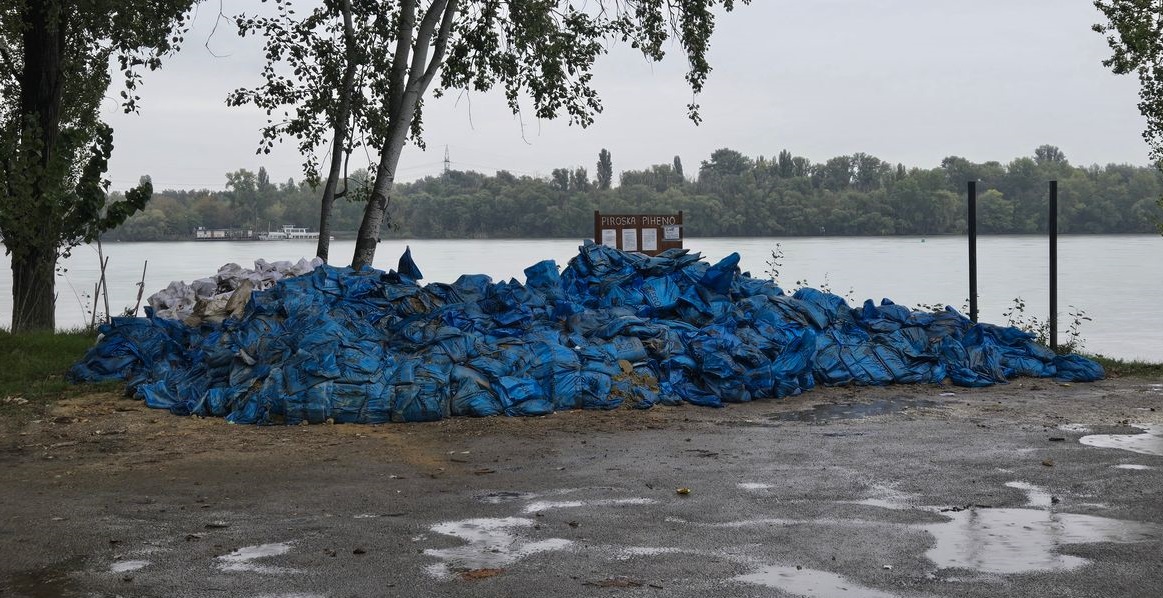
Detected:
left=0, top=0, right=193, bottom=331
left=551, top=168, right=571, bottom=192
left=597, top=148, right=614, bottom=190
left=1095, top=1, right=1163, bottom=163
left=814, top=155, right=854, bottom=191
left=700, top=148, right=753, bottom=178
left=239, top=1, right=749, bottom=269
left=224, top=168, right=278, bottom=230
left=1034, top=144, right=1068, bottom=165
left=231, top=0, right=360, bottom=262
left=570, top=167, right=591, bottom=193
left=673, top=155, right=684, bottom=179
left=1095, top=0, right=1163, bottom=230
left=777, top=150, right=794, bottom=178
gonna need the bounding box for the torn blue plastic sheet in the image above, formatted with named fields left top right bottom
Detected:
left=69, top=242, right=1104, bottom=424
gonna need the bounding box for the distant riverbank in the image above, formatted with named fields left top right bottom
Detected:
left=3, top=235, right=1161, bottom=361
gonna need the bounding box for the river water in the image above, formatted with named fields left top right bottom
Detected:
left=1, top=235, right=1159, bottom=361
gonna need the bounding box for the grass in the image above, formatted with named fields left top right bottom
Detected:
left=0, top=328, right=119, bottom=427
left=1087, top=354, right=1163, bottom=379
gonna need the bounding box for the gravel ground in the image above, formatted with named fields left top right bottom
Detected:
left=1, top=377, right=1161, bottom=597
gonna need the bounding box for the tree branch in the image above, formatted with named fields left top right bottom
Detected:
left=415, top=0, right=458, bottom=97
left=387, top=1, right=416, bottom=117
left=406, top=0, right=449, bottom=94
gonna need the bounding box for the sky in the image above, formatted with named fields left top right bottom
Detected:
left=101, top=0, right=1152, bottom=192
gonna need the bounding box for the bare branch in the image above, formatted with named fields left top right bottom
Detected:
left=203, top=0, right=233, bottom=58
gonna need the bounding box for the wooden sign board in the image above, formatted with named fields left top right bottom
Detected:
left=593, top=211, right=684, bottom=257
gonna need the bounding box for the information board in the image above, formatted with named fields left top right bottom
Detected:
left=593, top=211, right=684, bottom=256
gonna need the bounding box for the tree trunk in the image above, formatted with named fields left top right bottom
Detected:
left=350, top=144, right=403, bottom=270
left=314, top=0, right=357, bottom=263
left=6, top=0, right=65, bottom=331
left=9, top=244, right=57, bottom=332
left=315, top=155, right=340, bottom=263
left=349, top=0, right=456, bottom=270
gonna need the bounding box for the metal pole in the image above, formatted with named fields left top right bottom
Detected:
left=968, top=181, right=978, bottom=323
left=1049, top=180, right=1058, bottom=351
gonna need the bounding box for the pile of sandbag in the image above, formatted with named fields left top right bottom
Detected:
left=70, top=243, right=1103, bottom=425
left=147, top=257, right=324, bottom=324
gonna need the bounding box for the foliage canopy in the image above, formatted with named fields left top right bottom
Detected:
left=228, top=0, right=750, bottom=268
left=1094, top=0, right=1163, bottom=164
left=0, top=0, right=194, bottom=330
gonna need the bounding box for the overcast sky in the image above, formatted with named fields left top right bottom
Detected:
left=102, top=0, right=1151, bottom=192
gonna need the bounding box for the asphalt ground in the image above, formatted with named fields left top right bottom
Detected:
left=1, top=377, right=1161, bottom=597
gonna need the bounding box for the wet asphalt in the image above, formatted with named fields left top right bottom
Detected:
left=2, top=385, right=1162, bottom=598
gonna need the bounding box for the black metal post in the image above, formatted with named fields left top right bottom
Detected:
left=1049, top=180, right=1058, bottom=351
left=968, top=181, right=978, bottom=323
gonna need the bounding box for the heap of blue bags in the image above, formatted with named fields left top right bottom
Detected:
left=69, top=243, right=1103, bottom=424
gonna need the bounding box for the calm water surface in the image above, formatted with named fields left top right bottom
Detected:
left=1, top=235, right=1159, bottom=361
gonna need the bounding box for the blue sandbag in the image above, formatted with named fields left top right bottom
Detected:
left=1053, top=354, right=1105, bottom=382
left=70, top=242, right=1104, bottom=425
left=397, top=246, right=423, bottom=280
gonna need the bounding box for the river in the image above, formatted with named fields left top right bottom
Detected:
left=1, top=235, right=1159, bottom=361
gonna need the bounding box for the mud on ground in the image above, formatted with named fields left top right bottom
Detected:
left=1, top=377, right=1159, bottom=480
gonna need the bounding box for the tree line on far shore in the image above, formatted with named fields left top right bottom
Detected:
left=107, top=145, right=1163, bottom=242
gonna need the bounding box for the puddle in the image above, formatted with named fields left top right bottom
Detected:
left=1114, top=464, right=1153, bottom=470
left=423, top=517, right=572, bottom=579
left=1004, top=481, right=1054, bottom=508
left=217, top=542, right=297, bottom=574
left=476, top=491, right=538, bottom=504
left=1080, top=424, right=1163, bottom=456
left=923, top=507, right=1162, bottom=574
left=737, top=482, right=773, bottom=490
left=734, top=565, right=900, bottom=598
left=3, top=557, right=86, bottom=598
left=699, top=517, right=883, bottom=529
left=772, top=399, right=940, bottom=423
left=851, top=497, right=913, bottom=510
left=109, top=560, right=150, bottom=573
left=522, top=498, right=655, bottom=513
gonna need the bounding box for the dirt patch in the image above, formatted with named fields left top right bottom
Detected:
left=1, top=378, right=1159, bottom=481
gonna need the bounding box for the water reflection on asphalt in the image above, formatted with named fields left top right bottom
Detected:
left=1079, top=424, right=1163, bottom=456
left=772, top=398, right=942, bottom=423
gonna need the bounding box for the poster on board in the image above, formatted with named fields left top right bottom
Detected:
left=601, top=229, right=617, bottom=247
left=641, top=228, right=658, bottom=251
left=663, top=224, right=681, bottom=241
left=621, top=228, right=638, bottom=251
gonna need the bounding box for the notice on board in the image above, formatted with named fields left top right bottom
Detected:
left=621, top=228, right=638, bottom=251
left=641, top=228, right=658, bottom=251
left=663, top=224, right=681, bottom=241
left=601, top=229, right=617, bottom=247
